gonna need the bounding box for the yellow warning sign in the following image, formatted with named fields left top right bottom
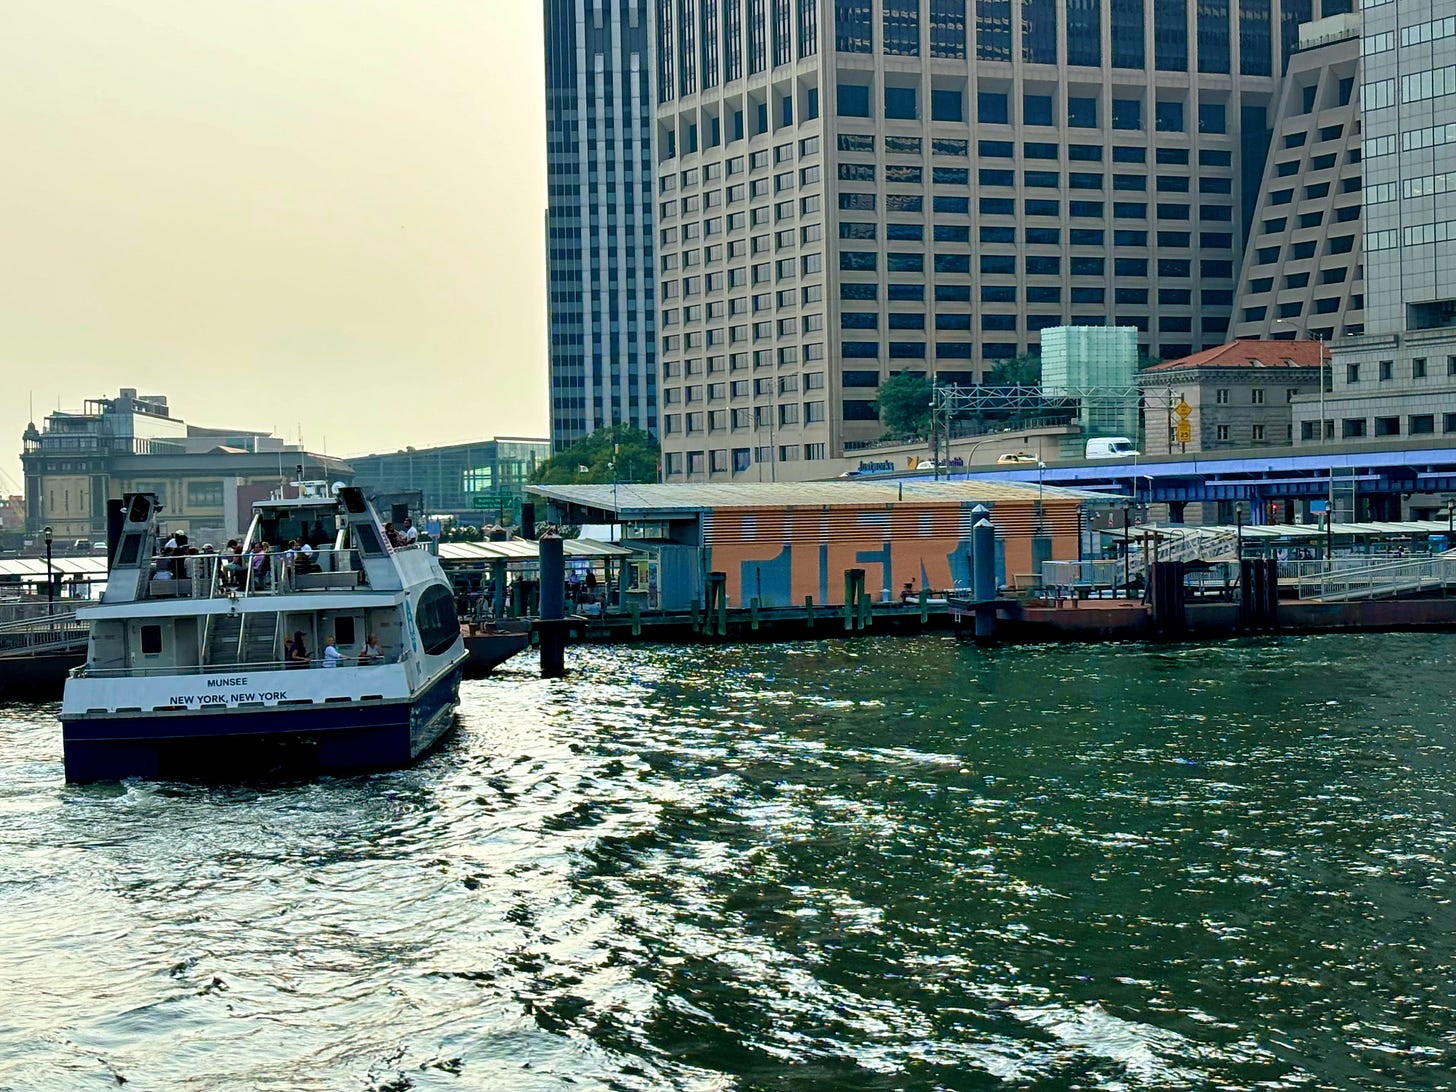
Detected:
left=1174, top=420, right=1192, bottom=444
left=1174, top=399, right=1192, bottom=419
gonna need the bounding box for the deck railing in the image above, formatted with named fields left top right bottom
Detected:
left=137, top=547, right=365, bottom=603
left=73, top=653, right=401, bottom=680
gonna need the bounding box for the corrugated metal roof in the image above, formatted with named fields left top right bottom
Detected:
left=0, top=557, right=110, bottom=577
left=530, top=480, right=1109, bottom=514
left=437, top=538, right=633, bottom=562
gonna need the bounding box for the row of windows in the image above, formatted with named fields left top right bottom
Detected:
left=662, top=444, right=831, bottom=477
left=837, top=223, right=1231, bottom=248
left=834, top=133, right=1233, bottom=168
left=661, top=137, right=822, bottom=195
left=1367, top=221, right=1456, bottom=250
left=1401, top=65, right=1456, bottom=105
left=838, top=283, right=1234, bottom=305
left=834, top=0, right=1277, bottom=76
left=1345, top=355, right=1456, bottom=384
left=834, top=164, right=1233, bottom=194
left=837, top=192, right=1233, bottom=221
left=661, top=400, right=828, bottom=436
left=1303, top=413, right=1448, bottom=442
left=834, top=83, right=1228, bottom=134
left=840, top=250, right=1237, bottom=277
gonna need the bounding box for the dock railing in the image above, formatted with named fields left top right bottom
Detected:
left=1041, top=560, right=1125, bottom=598
left=0, top=608, right=88, bottom=656
left=1292, top=554, right=1456, bottom=601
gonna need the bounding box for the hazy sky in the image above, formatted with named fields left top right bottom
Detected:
left=0, top=0, right=548, bottom=493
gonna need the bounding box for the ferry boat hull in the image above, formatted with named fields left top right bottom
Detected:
left=61, top=665, right=462, bottom=782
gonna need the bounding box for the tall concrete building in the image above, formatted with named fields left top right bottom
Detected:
left=544, top=0, right=658, bottom=452
left=1295, top=0, right=1456, bottom=453
left=1231, top=11, right=1365, bottom=342
left=649, top=0, right=1333, bottom=482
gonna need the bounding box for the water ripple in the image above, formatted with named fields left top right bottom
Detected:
left=2, top=634, right=1456, bottom=1088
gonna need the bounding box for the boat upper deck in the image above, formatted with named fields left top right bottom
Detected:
left=99, top=484, right=437, bottom=611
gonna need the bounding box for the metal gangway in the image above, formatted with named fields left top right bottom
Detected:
left=1291, top=553, right=1456, bottom=601
left=0, top=607, right=89, bottom=658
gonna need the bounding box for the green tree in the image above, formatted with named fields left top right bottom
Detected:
left=1137, top=351, right=1163, bottom=372
left=875, top=371, right=933, bottom=439
left=985, top=352, right=1041, bottom=387
left=531, top=424, right=660, bottom=485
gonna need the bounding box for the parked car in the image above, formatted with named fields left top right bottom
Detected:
left=996, top=452, right=1039, bottom=465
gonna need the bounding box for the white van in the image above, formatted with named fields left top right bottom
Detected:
left=1085, top=437, right=1140, bottom=459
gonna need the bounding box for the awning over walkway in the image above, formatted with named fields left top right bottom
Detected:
left=436, top=538, right=634, bottom=563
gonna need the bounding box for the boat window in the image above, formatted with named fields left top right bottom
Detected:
left=140, top=624, right=162, bottom=655
left=117, top=534, right=143, bottom=566
left=335, top=617, right=356, bottom=646
left=354, top=522, right=385, bottom=557
left=414, top=586, right=458, bottom=656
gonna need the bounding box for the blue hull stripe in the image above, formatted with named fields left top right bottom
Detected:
left=61, top=668, right=461, bottom=782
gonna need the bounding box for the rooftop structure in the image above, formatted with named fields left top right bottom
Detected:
left=1041, top=325, right=1139, bottom=437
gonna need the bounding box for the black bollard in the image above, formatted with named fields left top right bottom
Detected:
left=537, top=535, right=567, bottom=678
left=973, top=515, right=997, bottom=642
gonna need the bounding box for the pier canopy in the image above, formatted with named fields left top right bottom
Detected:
left=436, top=538, right=633, bottom=563
left=530, top=480, right=1113, bottom=611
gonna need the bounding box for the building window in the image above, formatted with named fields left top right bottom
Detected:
left=1346, top=363, right=1360, bottom=384
left=1250, top=389, right=1264, bottom=405
left=1342, top=418, right=1366, bottom=438
left=1411, top=414, right=1436, bottom=435
left=1374, top=416, right=1401, bottom=437
left=1215, top=389, right=1230, bottom=404
left=1414, top=357, right=1429, bottom=379
left=1251, top=424, right=1265, bottom=441
left=1379, top=359, right=1393, bottom=381
left=1216, top=425, right=1230, bottom=441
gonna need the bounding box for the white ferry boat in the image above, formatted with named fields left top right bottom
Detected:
left=60, top=484, right=468, bottom=782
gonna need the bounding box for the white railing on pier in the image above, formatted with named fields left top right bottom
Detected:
left=1293, top=554, right=1456, bottom=601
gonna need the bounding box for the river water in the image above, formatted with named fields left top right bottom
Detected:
left=1, top=633, right=1454, bottom=1091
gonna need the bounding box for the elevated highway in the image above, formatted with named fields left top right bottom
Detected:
left=901, top=438, right=1456, bottom=520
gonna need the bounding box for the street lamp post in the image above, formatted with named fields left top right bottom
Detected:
left=43, top=525, right=54, bottom=615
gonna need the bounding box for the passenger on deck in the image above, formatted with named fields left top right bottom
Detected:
left=298, top=541, right=316, bottom=573
left=321, top=634, right=344, bottom=668
left=402, top=517, right=419, bottom=545
left=223, top=541, right=243, bottom=588
left=383, top=522, right=401, bottom=548
left=250, top=541, right=271, bottom=589
left=286, top=632, right=308, bottom=667
left=900, top=580, right=915, bottom=605
left=358, top=633, right=384, bottom=664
